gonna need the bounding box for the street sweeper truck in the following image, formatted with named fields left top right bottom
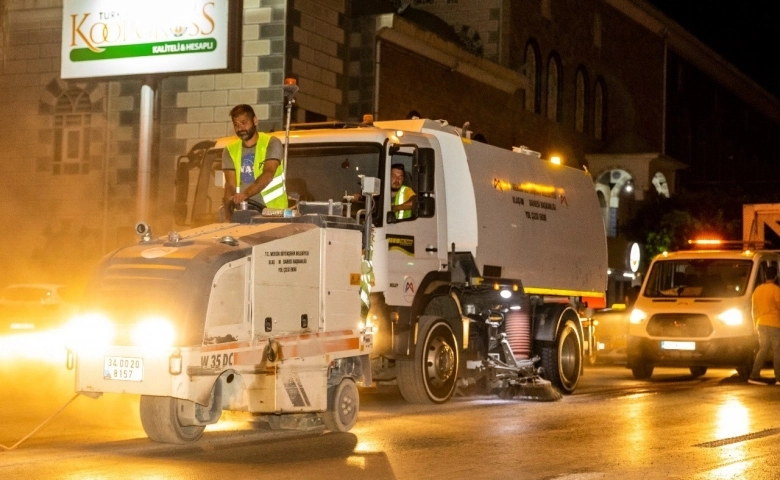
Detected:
left=68, top=107, right=607, bottom=443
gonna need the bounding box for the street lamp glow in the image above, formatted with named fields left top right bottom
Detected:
left=550, top=156, right=562, bottom=165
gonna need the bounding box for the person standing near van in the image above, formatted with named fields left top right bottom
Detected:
left=748, top=265, right=780, bottom=385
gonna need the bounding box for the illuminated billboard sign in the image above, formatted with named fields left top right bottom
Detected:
left=61, top=0, right=240, bottom=79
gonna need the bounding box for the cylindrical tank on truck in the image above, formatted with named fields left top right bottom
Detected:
left=363, top=119, right=607, bottom=401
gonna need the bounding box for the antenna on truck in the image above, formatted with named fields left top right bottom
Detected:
left=282, top=78, right=299, bottom=197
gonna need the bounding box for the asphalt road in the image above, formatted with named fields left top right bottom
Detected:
left=2, top=354, right=780, bottom=479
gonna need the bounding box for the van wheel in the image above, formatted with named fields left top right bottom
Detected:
left=631, top=363, right=654, bottom=380
left=139, top=396, right=205, bottom=444
left=397, top=316, right=459, bottom=404
left=322, top=379, right=359, bottom=432
left=689, top=366, right=707, bottom=378
left=736, top=361, right=753, bottom=381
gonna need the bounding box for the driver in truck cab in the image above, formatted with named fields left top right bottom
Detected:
left=390, top=163, right=416, bottom=219
left=222, top=104, right=287, bottom=217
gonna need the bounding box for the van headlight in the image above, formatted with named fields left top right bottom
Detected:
left=629, top=308, right=647, bottom=324
left=132, top=316, right=176, bottom=348
left=717, top=308, right=743, bottom=326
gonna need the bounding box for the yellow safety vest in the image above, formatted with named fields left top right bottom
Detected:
left=394, top=185, right=414, bottom=219
left=227, top=134, right=288, bottom=209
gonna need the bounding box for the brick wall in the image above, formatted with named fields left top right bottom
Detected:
left=286, top=0, right=347, bottom=120
left=373, top=0, right=664, bottom=163
left=0, top=0, right=290, bottom=284
left=411, top=0, right=502, bottom=61
left=507, top=0, right=665, bottom=152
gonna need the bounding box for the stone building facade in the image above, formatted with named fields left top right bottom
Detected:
left=1, top=0, right=778, bottom=296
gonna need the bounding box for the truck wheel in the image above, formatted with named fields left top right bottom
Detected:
left=397, top=316, right=459, bottom=404
left=322, top=379, right=359, bottom=433
left=631, top=363, right=654, bottom=380
left=689, top=366, right=707, bottom=377
left=539, top=317, right=582, bottom=394
left=139, top=395, right=205, bottom=444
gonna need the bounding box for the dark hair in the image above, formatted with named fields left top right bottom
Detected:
left=767, top=265, right=778, bottom=281
left=391, top=163, right=406, bottom=172
left=230, top=104, right=256, bottom=120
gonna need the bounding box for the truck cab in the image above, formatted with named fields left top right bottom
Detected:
left=627, top=246, right=778, bottom=380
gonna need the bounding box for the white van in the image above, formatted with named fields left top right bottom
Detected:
left=626, top=247, right=780, bottom=380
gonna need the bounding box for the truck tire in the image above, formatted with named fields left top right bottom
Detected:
left=397, top=316, right=459, bottom=404
left=539, top=316, right=582, bottom=394
left=689, top=366, right=707, bottom=378
left=322, top=379, right=359, bottom=433
left=139, top=395, right=205, bottom=444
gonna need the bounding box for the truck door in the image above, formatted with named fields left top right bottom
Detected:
left=382, top=145, right=445, bottom=307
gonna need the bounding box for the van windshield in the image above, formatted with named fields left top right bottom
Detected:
left=643, top=259, right=752, bottom=298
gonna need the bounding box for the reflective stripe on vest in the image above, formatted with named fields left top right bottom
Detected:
left=394, top=185, right=414, bottom=219
left=226, top=134, right=288, bottom=209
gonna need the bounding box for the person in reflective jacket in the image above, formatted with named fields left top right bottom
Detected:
left=222, top=104, right=287, bottom=216
left=390, top=163, right=415, bottom=220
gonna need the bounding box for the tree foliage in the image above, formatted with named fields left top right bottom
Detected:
left=624, top=188, right=745, bottom=265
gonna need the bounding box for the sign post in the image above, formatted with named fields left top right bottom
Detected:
left=60, top=0, right=242, bottom=224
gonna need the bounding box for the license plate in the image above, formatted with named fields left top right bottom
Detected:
left=661, top=341, right=696, bottom=351
left=104, top=356, right=143, bottom=381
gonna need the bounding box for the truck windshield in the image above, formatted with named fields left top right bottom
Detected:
left=286, top=144, right=382, bottom=205
left=643, top=259, right=752, bottom=298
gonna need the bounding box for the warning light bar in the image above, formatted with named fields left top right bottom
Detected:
left=688, top=239, right=722, bottom=246
left=686, top=238, right=769, bottom=251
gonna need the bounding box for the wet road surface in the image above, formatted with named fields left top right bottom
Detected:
left=2, top=355, right=780, bottom=479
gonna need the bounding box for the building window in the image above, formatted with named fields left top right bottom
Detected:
left=524, top=40, right=541, bottom=114
left=546, top=53, right=562, bottom=122
left=54, top=87, right=92, bottom=175
left=575, top=67, right=589, bottom=133
left=594, top=77, right=607, bottom=140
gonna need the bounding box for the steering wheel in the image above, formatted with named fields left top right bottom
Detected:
left=226, top=198, right=266, bottom=221
left=245, top=198, right=265, bottom=212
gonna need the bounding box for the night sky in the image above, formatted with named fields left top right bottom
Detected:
left=648, top=1, right=780, bottom=99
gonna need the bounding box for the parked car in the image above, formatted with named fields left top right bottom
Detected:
left=0, top=283, right=80, bottom=332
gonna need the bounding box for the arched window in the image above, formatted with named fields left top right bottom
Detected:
left=593, top=77, right=607, bottom=140
left=575, top=67, right=589, bottom=133
left=524, top=40, right=541, bottom=114
left=546, top=53, right=562, bottom=122
left=54, top=87, right=92, bottom=174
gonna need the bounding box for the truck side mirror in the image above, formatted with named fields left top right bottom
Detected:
left=415, top=148, right=435, bottom=194
left=416, top=196, right=435, bottom=218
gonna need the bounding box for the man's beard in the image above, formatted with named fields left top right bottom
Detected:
left=237, top=124, right=257, bottom=141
